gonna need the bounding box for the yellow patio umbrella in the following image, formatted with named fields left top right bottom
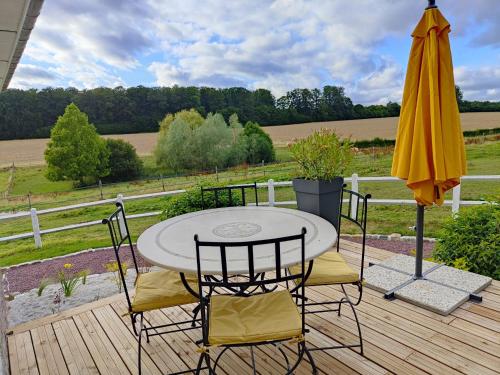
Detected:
left=390, top=0, right=466, bottom=283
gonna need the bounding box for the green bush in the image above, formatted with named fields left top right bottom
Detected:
left=104, top=139, right=143, bottom=182
left=243, top=121, right=275, bottom=164
left=155, top=110, right=248, bottom=172
left=161, top=185, right=242, bottom=219
left=289, top=128, right=353, bottom=180
left=433, top=203, right=500, bottom=279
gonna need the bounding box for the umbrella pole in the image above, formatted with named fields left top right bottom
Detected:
left=415, top=204, right=424, bottom=278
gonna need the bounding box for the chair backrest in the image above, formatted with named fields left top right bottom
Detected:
left=102, top=202, right=139, bottom=310
left=337, top=187, right=371, bottom=279
left=200, top=182, right=259, bottom=209
left=194, top=229, right=307, bottom=345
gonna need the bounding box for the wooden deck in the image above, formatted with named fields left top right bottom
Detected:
left=7, top=240, right=500, bottom=375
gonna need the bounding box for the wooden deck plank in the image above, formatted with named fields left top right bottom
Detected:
left=30, top=325, right=69, bottom=375
left=339, top=283, right=500, bottom=355
left=313, top=285, right=499, bottom=375
left=73, top=311, right=131, bottom=375
left=31, top=327, right=55, bottom=375
left=7, top=242, right=500, bottom=375
left=8, top=335, right=21, bottom=375
left=304, top=287, right=460, bottom=375
left=52, top=319, right=99, bottom=375
left=92, top=306, right=162, bottom=375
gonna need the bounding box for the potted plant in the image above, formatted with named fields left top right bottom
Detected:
left=289, top=129, right=353, bottom=230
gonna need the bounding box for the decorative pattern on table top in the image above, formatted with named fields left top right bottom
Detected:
left=153, top=207, right=323, bottom=263
left=213, top=222, right=262, bottom=238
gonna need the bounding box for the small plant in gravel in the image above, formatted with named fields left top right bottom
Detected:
left=105, top=261, right=127, bottom=293
left=37, top=278, right=51, bottom=297
left=58, top=263, right=81, bottom=297
left=79, top=269, right=90, bottom=285
left=51, top=290, right=63, bottom=313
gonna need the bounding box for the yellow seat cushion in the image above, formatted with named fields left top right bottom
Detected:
left=208, top=290, right=302, bottom=346
left=131, top=270, right=198, bottom=313
left=290, top=251, right=359, bottom=286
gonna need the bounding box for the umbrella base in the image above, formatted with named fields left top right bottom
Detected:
left=364, top=255, right=491, bottom=315
left=380, top=262, right=483, bottom=301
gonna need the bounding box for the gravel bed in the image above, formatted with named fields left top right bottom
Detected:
left=7, top=270, right=139, bottom=328
left=3, top=246, right=149, bottom=294
left=347, top=237, right=435, bottom=258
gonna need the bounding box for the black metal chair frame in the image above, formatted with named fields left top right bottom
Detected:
left=102, top=202, right=205, bottom=375
left=193, top=229, right=318, bottom=375
left=201, top=182, right=259, bottom=209
left=303, top=187, right=371, bottom=355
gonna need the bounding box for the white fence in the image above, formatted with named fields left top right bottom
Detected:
left=0, top=174, right=498, bottom=248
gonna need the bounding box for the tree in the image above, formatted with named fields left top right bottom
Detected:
left=242, top=121, right=275, bottom=164
left=104, top=139, right=143, bottom=182
left=155, top=111, right=248, bottom=172
left=44, top=103, right=109, bottom=185
left=158, top=108, right=204, bottom=133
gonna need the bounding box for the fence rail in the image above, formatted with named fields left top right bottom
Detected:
left=0, top=174, right=498, bottom=248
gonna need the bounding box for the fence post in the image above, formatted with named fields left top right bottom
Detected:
left=30, top=208, right=42, bottom=248
left=28, top=192, right=32, bottom=209
left=351, top=173, right=359, bottom=217
left=215, top=166, right=219, bottom=182
left=116, top=193, right=124, bottom=207
left=98, top=179, right=103, bottom=199
left=160, top=175, right=165, bottom=191
left=452, top=183, right=461, bottom=214
left=268, top=179, right=275, bottom=207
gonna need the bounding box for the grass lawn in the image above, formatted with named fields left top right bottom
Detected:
left=0, top=167, right=11, bottom=194
left=0, top=141, right=498, bottom=267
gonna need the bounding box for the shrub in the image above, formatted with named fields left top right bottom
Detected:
left=45, top=103, right=109, bottom=185
left=104, top=139, right=143, bottom=182
left=289, top=128, right=353, bottom=180
left=433, top=203, right=499, bottom=279
left=155, top=111, right=248, bottom=172
left=243, top=121, right=276, bottom=164
left=161, top=185, right=242, bottom=219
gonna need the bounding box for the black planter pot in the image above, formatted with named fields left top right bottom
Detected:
left=292, top=177, right=344, bottom=231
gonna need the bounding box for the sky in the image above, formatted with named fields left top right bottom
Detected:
left=10, top=0, right=500, bottom=105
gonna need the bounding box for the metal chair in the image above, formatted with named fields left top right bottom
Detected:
left=102, top=202, right=204, bottom=375
left=290, top=187, right=370, bottom=355
left=201, top=182, right=259, bottom=208
left=193, top=229, right=317, bottom=374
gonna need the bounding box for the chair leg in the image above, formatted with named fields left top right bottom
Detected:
left=138, top=314, right=144, bottom=375
left=250, top=347, right=257, bottom=375
left=341, top=285, right=364, bottom=355
left=192, top=304, right=201, bottom=327
left=303, top=343, right=318, bottom=375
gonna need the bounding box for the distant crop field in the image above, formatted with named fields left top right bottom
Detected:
left=264, top=112, right=500, bottom=145
left=0, top=112, right=498, bottom=166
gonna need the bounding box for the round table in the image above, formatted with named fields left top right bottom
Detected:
left=137, top=206, right=337, bottom=275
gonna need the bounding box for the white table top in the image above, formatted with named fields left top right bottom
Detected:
left=137, top=206, right=337, bottom=275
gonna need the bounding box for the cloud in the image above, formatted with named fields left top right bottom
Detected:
left=20, top=0, right=153, bottom=87
left=10, top=64, right=59, bottom=89
left=11, top=0, right=500, bottom=104
left=455, top=66, right=500, bottom=101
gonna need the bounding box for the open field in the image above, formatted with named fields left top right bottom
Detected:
left=1, top=112, right=499, bottom=167
left=266, top=112, right=500, bottom=145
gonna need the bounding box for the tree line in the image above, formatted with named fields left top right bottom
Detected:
left=0, top=85, right=498, bottom=140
